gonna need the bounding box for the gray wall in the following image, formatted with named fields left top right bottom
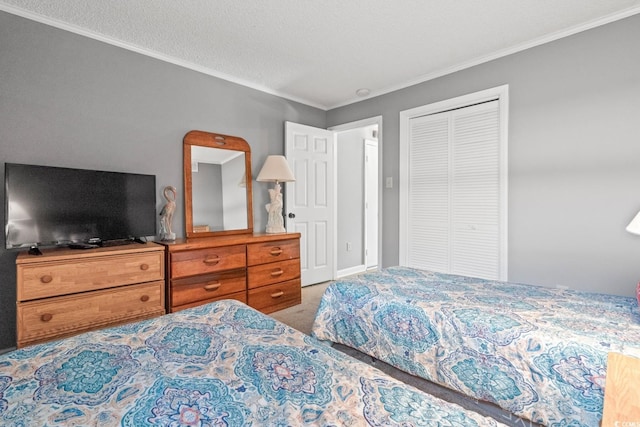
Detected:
left=336, top=128, right=365, bottom=270
left=0, top=11, right=325, bottom=351
left=328, top=13, right=640, bottom=297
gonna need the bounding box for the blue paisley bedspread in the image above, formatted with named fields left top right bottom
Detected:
left=0, top=299, right=506, bottom=426
left=311, top=267, right=640, bottom=427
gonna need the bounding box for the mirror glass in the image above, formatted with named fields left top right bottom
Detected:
left=184, top=131, right=253, bottom=238
left=191, top=147, right=247, bottom=232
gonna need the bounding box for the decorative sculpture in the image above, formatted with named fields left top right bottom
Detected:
left=159, top=185, right=177, bottom=241
left=265, top=184, right=285, bottom=233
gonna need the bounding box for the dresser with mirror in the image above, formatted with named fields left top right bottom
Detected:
left=161, top=130, right=302, bottom=314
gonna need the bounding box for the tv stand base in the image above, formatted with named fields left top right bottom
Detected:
left=100, top=239, right=135, bottom=247
left=28, top=246, right=43, bottom=256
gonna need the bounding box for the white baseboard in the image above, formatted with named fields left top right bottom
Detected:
left=337, top=265, right=367, bottom=278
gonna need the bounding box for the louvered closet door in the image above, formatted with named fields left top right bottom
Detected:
left=407, top=112, right=450, bottom=272
left=407, top=100, right=503, bottom=280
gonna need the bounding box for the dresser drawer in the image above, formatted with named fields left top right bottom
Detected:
left=247, top=258, right=301, bottom=289
left=170, top=269, right=246, bottom=307
left=170, top=245, right=246, bottom=278
left=247, top=239, right=300, bottom=266
left=17, top=281, right=165, bottom=346
left=248, top=279, right=301, bottom=314
left=171, top=292, right=247, bottom=313
left=17, top=251, right=164, bottom=301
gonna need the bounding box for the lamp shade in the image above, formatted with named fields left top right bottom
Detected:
left=256, top=155, right=295, bottom=182
left=627, top=210, right=640, bottom=236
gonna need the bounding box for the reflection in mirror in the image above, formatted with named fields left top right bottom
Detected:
left=184, top=131, right=253, bottom=239
left=191, top=147, right=247, bottom=232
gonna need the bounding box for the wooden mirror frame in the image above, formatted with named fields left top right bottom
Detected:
left=183, top=130, right=254, bottom=239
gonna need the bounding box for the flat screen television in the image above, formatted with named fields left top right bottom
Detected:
left=5, top=163, right=157, bottom=250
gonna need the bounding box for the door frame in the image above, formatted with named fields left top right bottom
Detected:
left=329, top=115, right=383, bottom=277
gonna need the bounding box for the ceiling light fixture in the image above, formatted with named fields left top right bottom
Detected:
left=356, top=88, right=370, bottom=97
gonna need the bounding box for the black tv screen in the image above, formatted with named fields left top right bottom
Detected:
left=5, top=163, right=157, bottom=249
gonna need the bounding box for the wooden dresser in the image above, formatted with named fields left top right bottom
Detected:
left=162, top=233, right=301, bottom=314
left=16, top=242, right=165, bottom=348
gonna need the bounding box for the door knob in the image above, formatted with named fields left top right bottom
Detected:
left=288, top=213, right=296, bottom=218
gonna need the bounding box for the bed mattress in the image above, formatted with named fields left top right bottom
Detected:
left=0, top=298, right=506, bottom=426
left=311, top=267, right=640, bottom=426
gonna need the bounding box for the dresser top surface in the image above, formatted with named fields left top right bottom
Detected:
left=16, top=242, right=164, bottom=264
left=159, top=232, right=301, bottom=252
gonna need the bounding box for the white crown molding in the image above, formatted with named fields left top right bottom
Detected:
left=3, top=3, right=639, bottom=111
left=328, top=5, right=640, bottom=110
left=0, top=4, right=327, bottom=110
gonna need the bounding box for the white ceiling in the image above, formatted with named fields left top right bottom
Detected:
left=2, top=1, right=640, bottom=110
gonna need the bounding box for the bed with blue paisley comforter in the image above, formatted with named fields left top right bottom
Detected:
left=0, top=298, right=507, bottom=426
left=311, top=267, right=640, bottom=427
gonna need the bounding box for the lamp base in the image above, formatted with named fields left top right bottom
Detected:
left=265, top=224, right=286, bottom=234
left=264, top=182, right=286, bottom=234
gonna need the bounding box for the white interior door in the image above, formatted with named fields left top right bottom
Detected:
left=285, top=122, right=335, bottom=286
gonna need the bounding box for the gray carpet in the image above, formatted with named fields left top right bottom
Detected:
left=270, top=281, right=330, bottom=335
left=270, top=282, right=542, bottom=427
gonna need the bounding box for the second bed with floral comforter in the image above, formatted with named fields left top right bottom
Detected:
left=311, top=267, right=640, bottom=426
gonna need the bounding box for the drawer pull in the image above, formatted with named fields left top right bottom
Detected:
left=41, top=313, right=53, bottom=322
left=140, top=295, right=150, bottom=302
left=203, top=257, right=221, bottom=265
left=269, top=247, right=283, bottom=256
left=204, top=282, right=221, bottom=291
left=140, top=263, right=150, bottom=271
left=270, top=269, right=284, bottom=277
left=40, top=275, right=53, bottom=284
left=271, top=291, right=285, bottom=298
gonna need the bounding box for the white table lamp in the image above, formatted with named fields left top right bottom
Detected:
left=256, top=155, right=295, bottom=233
left=626, top=210, right=640, bottom=235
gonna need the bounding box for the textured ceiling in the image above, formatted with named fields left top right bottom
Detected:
left=2, top=1, right=640, bottom=109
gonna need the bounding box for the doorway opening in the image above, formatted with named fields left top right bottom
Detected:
left=330, top=118, right=381, bottom=278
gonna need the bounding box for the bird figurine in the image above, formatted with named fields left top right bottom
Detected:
left=159, top=185, right=177, bottom=241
